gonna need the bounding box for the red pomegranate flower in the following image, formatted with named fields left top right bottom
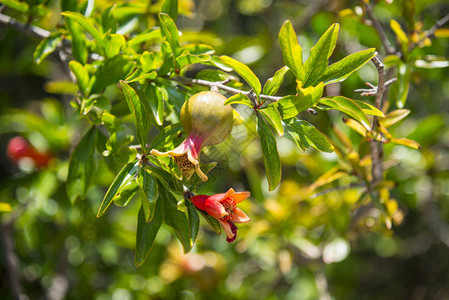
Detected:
left=191, top=188, right=251, bottom=243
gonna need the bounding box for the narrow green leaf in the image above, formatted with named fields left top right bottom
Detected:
left=219, top=55, right=261, bottom=95
left=1, top=0, right=29, bottom=13
left=257, top=114, right=281, bottom=191
left=149, top=123, right=183, bottom=150
left=161, top=0, right=178, bottom=22
left=273, top=82, right=323, bottom=119
left=61, top=11, right=105, bottom=54
left=135, top=199, right=163, bottom=267
left=120, top=81, right=149, bottom=149
left=303, top=23, right=339, bottom=87
left=181, top=44, right=215, bottom=55
left=259, top=106, right=284, bottom=136
left=67, top=127, right=97, bottom=203
left=137, top=169, right=159, bottom=222
left=318, top=48, right=376, bottom=85
left=224, top=93, right=253, bottom=107
left=185, top=200, right=200, bottom=247
left=198, top=209, right=221, bottom=234
left=390, top=63, right=411, bottom=108
left=283, top=119, right=333, bottom=152
left=127, top=29, right=161, bottom=47
left=263, top=66, right=289, bottom=96
left=90, top=54, right=135, bottom=94
left=380, top=109, right=410, bottom=128
left=320, top=97, right=370, bottom=129
left=160, top=188, right=192, bottom=253
left=142, top=83, right=165, bottom=126
left=176, top=54, right=211, bottom=69
left=113, top=179, right=139, bottom=206
left=68, top=60, right=90, bottom=97
left=390, top=138, right=420, bottom=149
left=33, top=33, right=62, bottom=65
left=353, top=100, right=384, bottom=117
left=159, top=13, right=180, bottom=58
left=279, top=20, right=304, bottom=82
left=145, top=166, right=183, bottom=194
left=140, top=51, right=156, bottom=72
left=97, top=161, right=140, bottom=217
left=65, top=18, right=88, bottom=64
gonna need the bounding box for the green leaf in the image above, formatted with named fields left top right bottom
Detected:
left=68, top=60, right=90, bottom=97
left=137, top=169, right=159, bottom=222
left=263, top=66, right=289, bottom=96
left=65, top=18, right=88, bottom=64
left=127, top=29, right=161, bottom=47
left=353, top=100, right=384, bottom=117
left=120, top=81, right=149, bottom=149
left=257, top=114, right=281, bottom=191
left=145, top=166, right=183, bottom=194
left=113, top=179, right=139, bottom=207
left=125, top=70, right=157, bottom=83
left=61, top=11, right=105, bottom=54
left=224, top=93, right=253, bottom=107
left=161, top=0, right=178, bottom=22
left=279, top=20, right=304, bottom=82
left=140, top=51, right=156, bottom=72
left=390, top=138, right=420, bottom=149
left=185, top=200, right=200, bottom=247
left=176, top=54, right=211, bottom=69
left=198, top=209, right=221, bottom=234
left=160, top=188, right=192, bottom=253
left=135, top=199, right=163, bottom=267
left=142, top=83, right=165, bottom=126
left=1, top=0, right=29, bottom=13
left=259, top=106, right=284, bottom=136
left=33, top=33, right=62, bottom=65
left=303, top=23, right=339, bottom=87
left=283, top=119, right=333, bottom=152
left=273, top=82, right=323, bottom=119
left=67, top=127, right=97, bottom=203
left=159, top=13, right=180, bottom=58
left=97, top=161, right=140, bottom=217
left=104, top=33, right=126, bottom=58
left=181, top=44, right=215, bottom=55
left=90, top=54, right=135, bottom=94
left=320, top=96, right=370, bottom=129
left=390, top=63, right=411, bottom=108
left=219, top=55, right=261, bottom=95
left=149, top=123, right=183, bottom=150
left=380, top=109, right=410, bottom=128
left=318, top=48, right=376, bottom=85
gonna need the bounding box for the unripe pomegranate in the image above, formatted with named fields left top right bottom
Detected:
left=7, top=136, right=51, bottom=168
left=150, top=91, right=234, bottom=181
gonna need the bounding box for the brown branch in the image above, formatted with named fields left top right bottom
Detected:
left=359, top=0, right=396, bottom=55
left=409, top=12, right=449, bottom=52
left=1, top=221, right=27, bottom=300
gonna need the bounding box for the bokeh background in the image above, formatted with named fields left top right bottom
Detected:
left=1, top=0, right=449, bottom=299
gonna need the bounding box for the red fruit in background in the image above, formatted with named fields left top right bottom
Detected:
left=7, top=136, right=51, bottom=168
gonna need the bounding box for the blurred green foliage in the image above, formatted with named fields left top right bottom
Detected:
left=1, top=0, right=449, bottom=299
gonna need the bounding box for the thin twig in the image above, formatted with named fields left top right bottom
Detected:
left=409, top=12, right=449, bottom=52
left=359, top=0, right=396, bottom=55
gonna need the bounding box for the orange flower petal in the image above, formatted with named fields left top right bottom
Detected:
left=230, top=208, right=251, bottom=223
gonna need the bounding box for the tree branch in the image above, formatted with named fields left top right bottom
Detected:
left=359, top=0, right=396, bottom=55
left=409, top=12, right=449, bottom=52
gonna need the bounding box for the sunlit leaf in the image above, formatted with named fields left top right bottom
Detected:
left=97, top=161, right=140, bottom=217
left=279, top=20, right=304, bottom=82
left=390, top=138, right=420, bottom=149
left=320, top=97, right=370, bottom=129
left=259, top=106, right=284, bottom=136
left=68, top=60, right=90, bottom=97
left=137, top=169, right=159, bottom=222
left=380, top=109, right=410, bottom=128
left=33, top=33, right=62, bottom=65
left=219, top=55, right=261, bottom=95
left=303, top=23, right=339, bottom=87
left=263, top=66, right=289, bottom=96
left=319, top=48, right=376, bottom=85
left=224, top=93, right=253, bottom=107
left=284, top=119, right=333, bottom=152
left=159, top=13, right=180, bottom=58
